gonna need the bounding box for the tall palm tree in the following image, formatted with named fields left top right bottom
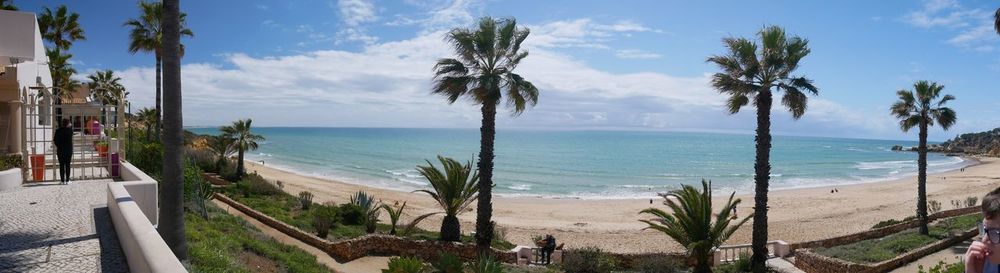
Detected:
left=432, top=16, right=539, bottom=252
left=125, top=1, right=194, bottom=139
left=706, top=25, right=818, bottom=272
left=159, top=0, right=186, bottom=260
left=220, top=119, right=264, bottom=178
left=414, top=156, right=479, bottom=242
left=44, top=48, right=76, bottom=101
left=38, top=5, right=85, bottom=51
left=890, top=81, right=957, bottom=235
left=87, top=70, right=127, bottom=106
left=1, top=0, right=17, bottom=11
left=640, top=180, right=751, bottom=273
left=136, top=108, right=158, bottom=141
left=994, top=8, right=1000, bottom=36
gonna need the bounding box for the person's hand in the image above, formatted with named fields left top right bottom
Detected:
left=966, top=237, right=990, bottom=273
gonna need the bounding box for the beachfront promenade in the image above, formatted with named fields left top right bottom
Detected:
left=0, top=181, right=128, bottom=272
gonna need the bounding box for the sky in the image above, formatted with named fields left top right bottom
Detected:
left=15, top=0, right=1000, bottom=141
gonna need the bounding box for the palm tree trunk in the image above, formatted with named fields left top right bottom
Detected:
left=917, top=120, right=929, bottom=235
left=751, top=91, right=773, bottom=273
left=441, top=214, right=461, bottom=242
left=155, top=53, right=162, bottom=140
left=159, top=0, right=187, bottom=260
left=476, top=102, right=497, bottom=253
left=237, top=149, right=245, bottom=178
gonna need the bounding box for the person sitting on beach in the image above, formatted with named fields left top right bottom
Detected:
left=540, top=235, right=556, bottom=265
left=964, top=187, right=1000, bottom=273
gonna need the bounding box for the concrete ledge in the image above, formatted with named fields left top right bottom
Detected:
left=0, top=167, right=21, bottom=192
left=107, top=182, right=186, bottom=273
left=119, top=162, right=158, bottom=226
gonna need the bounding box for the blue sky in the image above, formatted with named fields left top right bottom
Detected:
left=17, top=0, right=1000, bottom=141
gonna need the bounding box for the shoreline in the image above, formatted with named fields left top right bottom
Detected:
left=245, top=154, right=977, bottom=201
left=243, top=156, right=1000, bottom=253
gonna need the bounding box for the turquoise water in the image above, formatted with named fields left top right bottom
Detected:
left=188, top=127, right=968, bottom=199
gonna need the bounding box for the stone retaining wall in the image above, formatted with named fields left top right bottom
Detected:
left=214, top=193, right=516, bottom=263
left=789, top=206, right=978, bottom=251
left=794, top=227, right=978, bottom=273
left=202, top=173, right=230, bottom=186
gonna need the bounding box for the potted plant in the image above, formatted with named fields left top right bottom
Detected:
left=96, top=140, right=109, bottom=158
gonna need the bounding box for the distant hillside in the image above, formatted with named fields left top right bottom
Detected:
left=938, top=128, right=1000, bottom=156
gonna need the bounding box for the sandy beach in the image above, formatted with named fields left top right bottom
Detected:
left=243, top=157, right=1000, bottom=253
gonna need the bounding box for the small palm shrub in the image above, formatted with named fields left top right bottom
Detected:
left=468, top=255, right=504, bottom=273
left=562, top=247, right=618, bottom=273
left=414, top=156, right=479, bottom=241
left=431, top=253, right=463, bottom=273
left=350, top=191, right=381, bottom=233
left=312, top=202, right=338, bottom=239
left=382, top=256, right=426, bottom=273
left=298, top=191, right=314, bottom=210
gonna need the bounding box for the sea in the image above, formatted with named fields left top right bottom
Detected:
left=188, top=127, right=970, bottom=199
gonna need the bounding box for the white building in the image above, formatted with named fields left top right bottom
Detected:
left=0, top=9, right=54, bottom=154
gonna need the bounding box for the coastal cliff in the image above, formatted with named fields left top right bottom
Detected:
left=894, top=128, right=1000, bottom=156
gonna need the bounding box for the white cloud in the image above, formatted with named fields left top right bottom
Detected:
left=386, top=0, right=481, bottom=32
left=115, top=29, right=913, bottom=139
left=335, top=0, right=379, bottom=44
left=902, top=0, right=998, bottom=51
left=615, top=49, right=662, bottom=59
left=255, top=4, right=268, bottom=10
left=526, top=19, right=660, bottom=49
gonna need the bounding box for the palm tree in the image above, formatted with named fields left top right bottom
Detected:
left=125, top=1, right=194, bottom=139
left=87, top=70, right=127, bottom=106
left=38, top=5, right=85, bottom=51
left=159, top=0, right=186, bottom=260
left=640, top=180, right=751, bottom=273
left=1, top=0, right=17, bottom=10
left=706, top=25, right=818, bottom=272
left=206, top=135, right=235, bottom=172
left=136, top=108, right=158, bottom=141
left=414, top=156, right=479, bottom=242
left=890, top=81, right=957, bottom=235
left=994, top=8, right=999, bottom=36
left=44, top=49, right=76, bottom=101
left=432, top=16, right=539, bottom=252
left=220, top=119, right=264, bottom=178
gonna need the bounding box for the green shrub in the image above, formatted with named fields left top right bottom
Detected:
left=299, top=191, right=314, bottom=210
left=182, top=162, right=214, bottom=219
left=131, top=142, right=163, bottom=176
left=243, top=174, right=282, bottom=196
left=918, top=260, right=964, bottom=273
left=185, top=147, right=217, bottom=173
left=562, top=247, right=618, bottom=273
left=338, top=203, right=366, bottom=225
left=382, top=256, right=426, bottom=273
left=965, top=197, right=979, bottom=208
left=312, top=202, right=338, bottom=239
left=0, top=154, right=24, bottom=171
left=630, top=256, right=685, bottom=273
left=928, top=200, right=942, bottom=214
left=468, top=255, right=504, bottom=273
left=431, top=253, right=463, bottom=273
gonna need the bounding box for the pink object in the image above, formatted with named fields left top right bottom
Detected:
left=90, top=120, right=101, bottom=135
left=110, top=153, right=119, bottom=177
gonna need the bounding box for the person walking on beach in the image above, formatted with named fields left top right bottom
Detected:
left=54, top=119, right=74, bottom=184
left=964, top=187, right=1000, bottom=273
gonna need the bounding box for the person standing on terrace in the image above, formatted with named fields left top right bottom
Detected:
left=54, top=119, right=74, bottom=184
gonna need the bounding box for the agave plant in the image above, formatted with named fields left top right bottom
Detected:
left=415, top=156, right=479, bottom=242
left=351, top=191, right=382, bottom=233
left=640, top=180, right=751, bottom=273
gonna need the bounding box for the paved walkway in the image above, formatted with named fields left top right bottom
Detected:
left=889, top=239, right=972, bottom=273
left=0, top=181, right=128, bottom=272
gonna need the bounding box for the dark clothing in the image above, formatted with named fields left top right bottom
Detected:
left=54, top=127, right=73, bottom=183
left=540, top=235, right=556, bottom=264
